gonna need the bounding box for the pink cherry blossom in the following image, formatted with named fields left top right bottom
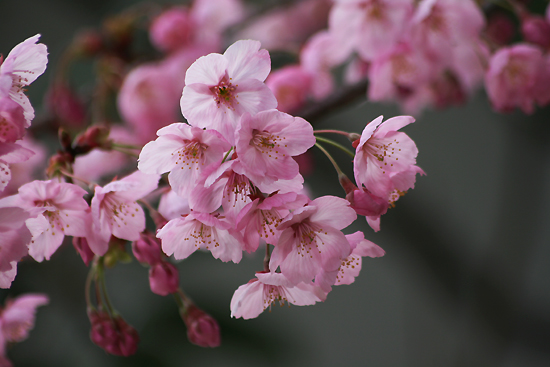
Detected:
left=269, top=196, right=356, bottom=284
left=138, top=123, right=230, bottom=197
left=188, top=159, right=254, bottom=217
left=0, top=263, right=17, bottom=290
left=410, top=0, right=484, bottom=65
left=329, top=0, right=414, bottom=61
left=367, top=42, right=435, bottom=113
left=315, top=231, right=384, bottom=291
left=0, top=35, right=48, bottom=123
left=485, top=44, right=546, bottom=114
left=15, top=180, right=89, bottom=262
left=0, top=97, right=26, bottom=143
left=266, top=66, right=313, bottom=113
left=117, top=63, right=182, bottom=143
left=230, top=272, right=326, bottom=320
left=89, top=171, right=160, bottom=255
left=180, top=40, right=277, bottom=142
left=0, top=136, right=46, bottom=198
left=235, top=109, right=315, bottom=187
left=353, top=115, right=422, bottom=201
left=0, top=142, right=35, bottom=192
left=158, top=189, right=190, bottom=220
left=158, top=211, right=244, bottom=263
left=236, top=0, right=331, bottom=52
left=236, top=192, right=308, bottom=252
left=150, top=7, right=196, bottom=53
left=0, top=293, right=48, bottom=365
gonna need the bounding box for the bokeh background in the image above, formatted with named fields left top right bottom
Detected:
left=1, top=0, right=550, bottom=366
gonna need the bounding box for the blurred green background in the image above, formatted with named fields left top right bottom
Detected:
left=1, top=0, right=550, bottom=366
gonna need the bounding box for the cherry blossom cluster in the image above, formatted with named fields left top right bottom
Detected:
left=246, top=0, right=550, bottom=115
left=0, top=0, right=439, bottom=360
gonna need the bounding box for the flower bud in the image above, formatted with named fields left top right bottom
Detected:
left=72, top=237, right=95, bottom=266
left=45, top=83, right=86, bottom=127
left=89, top=310, right=139, bottom=356
left=148, top=262, right=179, bottom=296
left=521, top=15, right=550, bottom=48
left=150, top=7, right=195, bottom=53
left=182, top=305, right=221, bottom=348
left=132, top=232, right=162, bottom=265
left=73, top=125, right=111, bottom=155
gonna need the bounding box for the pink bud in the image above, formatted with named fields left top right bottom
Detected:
left=346, top=188, right=389, bottom=217
left=132, top=232, right=162, bottom=265
left=148, top=262, right=179, bottom=296
left=45, top=83, right=86, bottom=127
left=521, top=15, right=550, bottom=48
left=182, top=305, right=221, bottom=348
left=89, top=310, right=139, bottom=356
left=150, top=7, right=195, bottom=53
left=72, top=237, right=95, bottom=266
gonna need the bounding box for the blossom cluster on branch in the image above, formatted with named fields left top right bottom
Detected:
left=0, top=0, right=547, bottom=362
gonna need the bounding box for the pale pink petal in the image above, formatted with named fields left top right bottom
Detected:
left=1, top=293, right=48, bottom=342
left=224, top=40, right=271, bottom=82
left=309, top=196, right=356, bottom=229
left=0, top=262, right=17, bottom=289
left=184, top=53, right=228, bottom=86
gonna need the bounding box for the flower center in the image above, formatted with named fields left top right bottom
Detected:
left=173, top=140, right=206, bottom=170
left=364, top=136, right=401, bottom=174
left=292, top=220, right=326, bottom=258
left=211, top=78, right=238, bottom=110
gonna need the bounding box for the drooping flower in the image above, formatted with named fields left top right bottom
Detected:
left=0, top=293, right=48, bottom=365
left=230, top=272, right=326, bottom=319
left=138, top=123, right=230, bottom=197
left=235, top=109, right=315, bottom=188
left=14, top=180, right=89, bottom=262
left=485, top=44, right=546, bottom=114
left=0, top=97, right=27, bottom=143
left=0, top=142, right=35, bottom=192
left=269, top=196, right=356, bottom=284
left=329, top=0, right=414, bottom=62
left=157, top=211, right=244, bottom=263
left=353, top=115, right=423, bottom=201
left=180, top=40, right=277, bottom=142
left=89, top=171, right=160, bottom=256
left=0, top=34, right=48, bottom=123
left=182, top=304, right=221, bottom=347
left=315, top=231, right=384, bottom=291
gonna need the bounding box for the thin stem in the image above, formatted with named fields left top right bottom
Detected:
left=264, top=244, right=271, bottom=272
left=222, top=146, right=234, bottom=163
left=111, top=142, right=143, bottom=150
left=110, top=146, right=139, bottom=158
left=85, top=258, right=98, bottom=311
left=59, top=169, right=92, bottom=187
left=314, top=142, right=344, bottom=176
left=314, top=129, right=351, bottom=137
left=97, top=258, right=116, bottom=316
left=315, top=135, right=355, bottom=159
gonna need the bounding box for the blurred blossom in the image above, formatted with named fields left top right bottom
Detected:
left=148, top=262, right=179, bottom=296
left=89, top=311, right=139, bottom=356
left=73, top=126, right=138, bottom=184
left=236, top=0, right=331, bottom=52
left=45, top=82, right=86, bottom=127
left=521, top=14, right=550, bottom=49
left=117, top=63, right=181, bottom=143
left=485, top=44, right=546, bottom=114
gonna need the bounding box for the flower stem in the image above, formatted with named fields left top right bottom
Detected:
left=314, top=142, right=344, bottom=176
left=222, top=147, right=234, bottom=163
left=264, top=244, right=271, bottom=272
left=314, top=129, right=351, bottom=137
left=315, top=135, right=355, bottom=159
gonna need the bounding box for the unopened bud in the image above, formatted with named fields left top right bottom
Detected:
left=149, top=262, right=179, bottom=296
left=182, top=305, right=221, bottom=348
left=72, top=30, right=104, bottom=57
left=72, top=237, right=95, bottom=266
left=522, top=15, right=550, bottom=48
left=73, top=125, right=111, bottom=155
left=46, top=83, right=86, bottom=127
left=88, top=310, right=139, bottom=356
left=348, top=133, right=361, bottom=148
left=132, top=232, right=162, bottom=265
